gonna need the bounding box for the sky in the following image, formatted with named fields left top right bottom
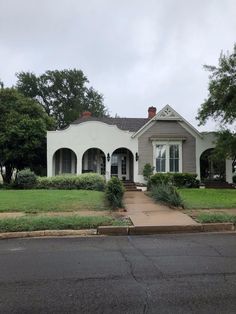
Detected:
left=0, top=0, right=235, bottom=131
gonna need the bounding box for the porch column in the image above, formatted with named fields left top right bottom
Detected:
left=105, top=153, right=110, bottom=181
left=47, top=153, right=53, bottom=177
left=133, top=153, right=139, bottom=183
left=76, top=153, right=82, bottom=175
left=225, top=159, right=233, bottom=183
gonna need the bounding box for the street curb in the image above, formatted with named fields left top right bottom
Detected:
left=97, top=223, right=235, bottom=235
left=128, top=225, right=203, bottom=235
left=0, top=223, right=235, bottom=239
left=202, top=223, right=234, bottom=232
left=0, top=229, right=97, bottom=240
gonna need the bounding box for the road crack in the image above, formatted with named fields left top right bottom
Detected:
left=116, top=240, right=151, bottom=314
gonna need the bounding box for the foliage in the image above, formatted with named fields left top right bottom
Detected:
left=143, top=163, right=154, bottom=180
left=197, top=43, right=236, bottom=125
left=213, top=130, right=236, bottom=171
left=172, top=173, right=199, bottom=187
left=196, top=212, right=236, bottom=223
left=16, top=69, right=108, bottom=129
left=36, top=173, right=106, bottom=191
left=0, top=88, right=54, bottom=184
left=15, top=169, right=37, bottom=189
left=197, top=44, right=236, bottom=167
left=105, top=177, right=125, bottom=209
left=233, top=175, right=236, bottom=184
left=151, top=183, right=184, bottom=208
left=148, top=173, right=199, bottom=189
left=0, top=189, right=108, bottom=212
left=179, top=189, right=236, bottom=209
left=0, top=215, right=127, bottom=232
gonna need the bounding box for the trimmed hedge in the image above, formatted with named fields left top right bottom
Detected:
left=36, top=173, right=106, bottom=191
left=148, top=173, right=199, bottom=189
left=105, top=177, right=125, bottom=209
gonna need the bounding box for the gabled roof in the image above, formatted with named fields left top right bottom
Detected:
left=71, top=116, right=149, bottom=132
left=132, top=104, right=202, bottom=138
left=71, top=105, right=202, bottom=138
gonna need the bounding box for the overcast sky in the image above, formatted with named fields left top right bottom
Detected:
left=0, top=0, right=235, bottom=131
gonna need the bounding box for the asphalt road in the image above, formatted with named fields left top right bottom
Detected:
left=0, top=233, right=235, bottom=314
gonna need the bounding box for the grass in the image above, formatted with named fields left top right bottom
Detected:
left=179, top=189, right=236, bottom=209
left=196, top=212, right=236, bottom=223
left=0, top=190, right=109, bottom=213
left=0, top=215, right=130, bottom=232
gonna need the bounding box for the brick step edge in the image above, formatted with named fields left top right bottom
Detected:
left=97, top=223, right=235, bottom=235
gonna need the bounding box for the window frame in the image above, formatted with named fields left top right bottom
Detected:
left=152, top=141, right=182, bottom=173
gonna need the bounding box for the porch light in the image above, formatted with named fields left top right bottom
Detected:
left=135, top=152, right=139, bottom=161
left=107, top=153, right=110, bottom=162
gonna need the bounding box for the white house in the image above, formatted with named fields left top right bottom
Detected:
left=47, top=105, right=234, bottom=183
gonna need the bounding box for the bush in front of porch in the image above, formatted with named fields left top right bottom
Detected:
left=36, top=173, right=106, bottom=191
left=148, top=173, right=199, bottom=190
left=105, top=177, right=125, bottom=209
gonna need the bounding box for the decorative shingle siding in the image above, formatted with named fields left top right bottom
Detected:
left=138, top=121, right=196, bottom=175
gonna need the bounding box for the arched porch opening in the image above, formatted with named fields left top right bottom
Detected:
left=111, top=148, right=134, bottom=181
left=200, top=148, right=225, bottom=182
left=82, top=148, right=106, bottom=175
left=53, top=148, right=77, bottom=175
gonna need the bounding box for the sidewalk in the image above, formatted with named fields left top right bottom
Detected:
left=124, top=191, right=198, bottom=226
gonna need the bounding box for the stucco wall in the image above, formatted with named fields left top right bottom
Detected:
left=47, top=121, right=139, bottom=181
left=138, top=121, right=196, bottom=174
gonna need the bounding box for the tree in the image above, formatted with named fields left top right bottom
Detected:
left=16, top=69, right=108, bottom=129
left=197, top=44, right=236, bottom=166
left=197, top=44, right=236, bottom=125
left=0, top=88, right=54, bottom=184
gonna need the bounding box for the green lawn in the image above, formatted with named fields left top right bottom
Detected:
left=196, top=212, right=236, bottom=223
left=0, top=215, right=129, bottom=232
left=0, top=190, right=109, bottom=213
left=179, top=189, right=236, bottom=209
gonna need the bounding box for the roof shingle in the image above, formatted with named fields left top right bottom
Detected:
left=71, top=116, right=149, bottom=132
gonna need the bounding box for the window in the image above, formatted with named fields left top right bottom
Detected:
left=154, top=142, right=182, bottom=173
left=156, top=145, right=166, bottom=172
left=62, top=149, right=72, bottom=173
left=169, top=144, right=179, bottom=172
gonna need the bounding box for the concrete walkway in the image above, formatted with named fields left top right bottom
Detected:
left=124, top=191, right=198, bottom=226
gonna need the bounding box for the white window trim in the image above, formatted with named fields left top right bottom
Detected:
left=152, top=141, right=183, bottom=173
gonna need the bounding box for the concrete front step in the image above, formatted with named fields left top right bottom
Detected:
left=122, top=181, right=141, bottom=192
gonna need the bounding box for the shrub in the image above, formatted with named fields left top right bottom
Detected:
left=143, top=163, right=154, bottom=181
left=36, top=173, right=106, bottom=191
left=105, top=177, right=125, bottom=209
left=233, top=175, right=236, bottom=184
left=172, top=173, right=199, bottom=188
left=151, top=183, right=184, bottom=208
left=148, top=173, right=199, bottom=189
left=15, top=169, right=37, bottom=189
left=147, top=173, right=172, bottom=190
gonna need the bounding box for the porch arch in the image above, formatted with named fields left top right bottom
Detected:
left=111, top=147, right=134, bottom=181
left=82, top=148, right=106, bottom=175
left=53, top=148, right=77, bottom=176
left=200, top=148, right=225, bottom=181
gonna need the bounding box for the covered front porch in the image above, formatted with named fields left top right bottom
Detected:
left=50, top=147, right=135, bottom=181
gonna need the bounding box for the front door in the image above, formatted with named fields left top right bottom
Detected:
left=111, top=154, right=129, bottom=180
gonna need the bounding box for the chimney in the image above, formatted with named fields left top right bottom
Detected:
left=148, top=106, right=156, bottom=119
left=81, top=111, right=92, bottom=118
